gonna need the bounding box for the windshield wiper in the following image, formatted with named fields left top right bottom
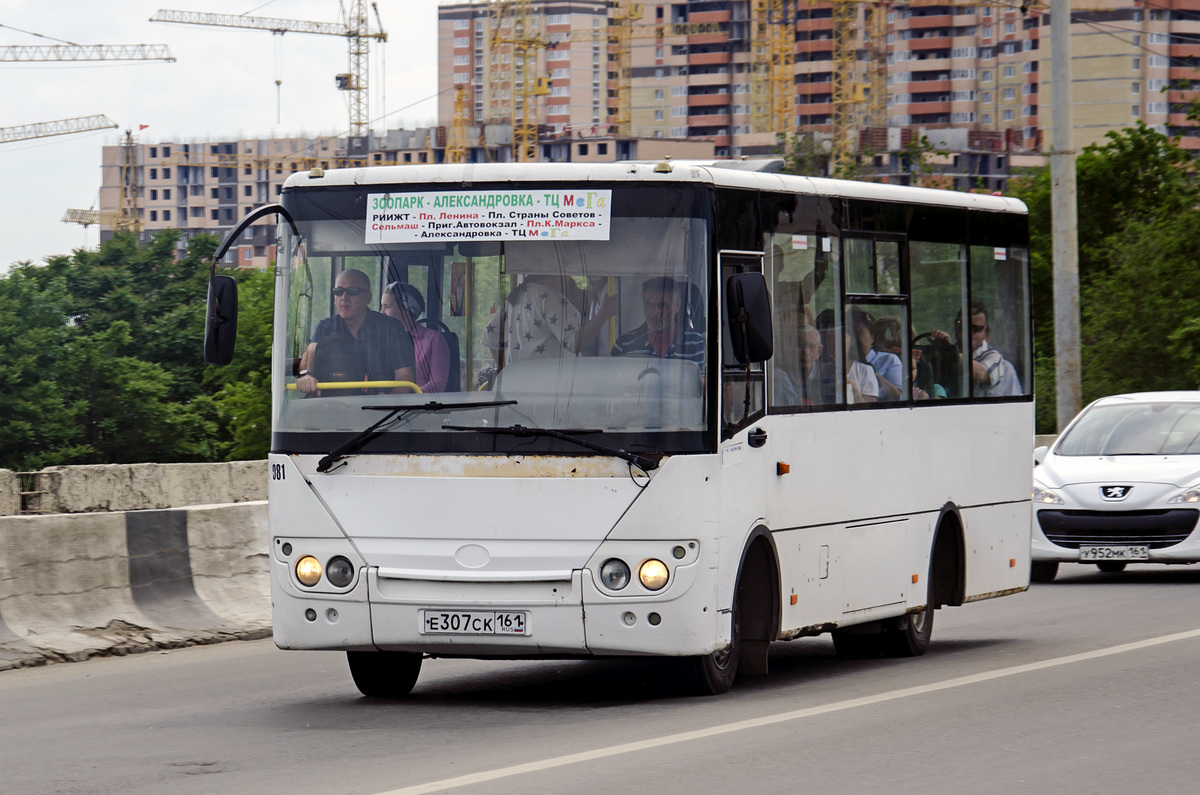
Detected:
left=441, top=423, right=659, bottom=471
left=316, top=400, right=517, bottom=473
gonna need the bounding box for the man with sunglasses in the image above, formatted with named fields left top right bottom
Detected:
left=930, top=300, right=1021, bottom=398
left=297, top=269, right=415, bottom=395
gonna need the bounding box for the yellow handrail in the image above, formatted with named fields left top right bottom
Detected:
left=286, top=381, right=423, bottom=393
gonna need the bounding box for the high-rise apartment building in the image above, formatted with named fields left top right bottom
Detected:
left=437, top=1, right=1200, bottom=176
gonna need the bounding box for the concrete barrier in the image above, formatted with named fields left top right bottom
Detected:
left=0, top=501, right=269, bottom=671
left=0, top=470, right=16, bottom=516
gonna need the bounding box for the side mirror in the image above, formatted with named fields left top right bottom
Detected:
left=204, top=275, right=238, bottom=365
left=725, top=271, right=773, bottom=364
left=1033, top=445, right=1049, bottom=466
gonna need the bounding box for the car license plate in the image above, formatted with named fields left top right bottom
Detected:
left=1079, top=545, right=1149, bottom=561
left=420, top=610, right=528, bottom=636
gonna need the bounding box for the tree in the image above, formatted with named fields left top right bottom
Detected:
left=1008, top=122, right=1200, bottom=431
left=0, top=230, right=273, bottom=469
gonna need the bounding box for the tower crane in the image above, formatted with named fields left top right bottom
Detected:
left=151, top=4, right=386, bottom=138
left=543, top=14, right=733, bottom=138
left=489, top=0, right=549, bottom=162
left=62, top=129, right=144, bottom=233
left=0, top=114, right=117, bottom=144
left=0, top=44, right=175, bottom=62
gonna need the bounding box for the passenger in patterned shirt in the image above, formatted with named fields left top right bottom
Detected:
left=481, top=274, right=617, bottom=367
left=611, top=277, right=704, bottom=363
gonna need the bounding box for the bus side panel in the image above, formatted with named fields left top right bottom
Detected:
left=961, top=501, right=1032, bottom=601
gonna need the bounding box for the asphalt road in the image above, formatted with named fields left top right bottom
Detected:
left=3, top=562, right=1199, bottom=795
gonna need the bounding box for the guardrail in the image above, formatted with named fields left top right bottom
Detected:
left=0, top=502, right=269, bottom=670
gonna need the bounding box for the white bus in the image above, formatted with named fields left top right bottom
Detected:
left=205, top=159, right=1033, bottom=696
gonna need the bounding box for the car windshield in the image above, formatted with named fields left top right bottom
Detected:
left=271, top=182, right=712, bottom=457
left=1057, top=401, right=1200, bottom=456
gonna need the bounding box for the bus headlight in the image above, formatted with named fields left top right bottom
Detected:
left=600, top=559, right=631, bottom=590
left=639, top=559, right=669, bottom=591
left=296, top=555, right=322, bottom=586
left=326, top=556, right=355, bottom=587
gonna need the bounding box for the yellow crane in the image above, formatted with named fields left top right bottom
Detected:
left=446, top=84, right=472, bottom=164
left=542, top=13, right=731, bottom=138
left=61, top=128, right=145, bottom=233
left=151, top=4, right=387, bottom=138
left=489, top=0, right=550, bottom=162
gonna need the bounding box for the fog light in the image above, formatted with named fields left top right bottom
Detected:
left=672, top=545, right=686, bottom=559
left=305, top=608, right=317, bottom=621
left=326, top=556, right=355, bottom=587
left=639, top=559, right=669, bottom=590
left=296, top=555, right=322, bottom=587
left=600, top=559, right=631, bottom=590
left=648, top=612, right=661, bottom=626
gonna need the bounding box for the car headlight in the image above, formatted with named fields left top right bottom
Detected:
left=1169, top=487, right=1200, bottom=504
left=1033, top=482, right=1064, bottom=505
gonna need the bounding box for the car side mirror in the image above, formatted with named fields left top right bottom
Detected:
left=725, top=271, right=773, bottom=364
left=1033, top=445, right=1049, bottom=466
left=204, top=274, right=238, bottom=365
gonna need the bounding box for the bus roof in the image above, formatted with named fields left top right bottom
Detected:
left=283, top=161, right=1028, bottom=215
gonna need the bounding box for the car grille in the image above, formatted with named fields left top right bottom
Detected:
left=1038, top=509, right=1199, bottom=549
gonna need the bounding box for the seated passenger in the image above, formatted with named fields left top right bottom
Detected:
left=297, top=269, right=415, bottom=395
left=930, top=301, right=1022, bottom=397
left=853, top=309, right=903, bottom=401
left=845, top=331, right=878, bottom=404
left=481, top=274, right=617, bottom=366
left=381, top=281, right=449, bottom=393
left=611, top=276, right=704, bottom=362
left=777, top=324, right=829, bottom=405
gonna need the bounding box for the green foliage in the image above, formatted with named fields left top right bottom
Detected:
left=777, top=131, right=832, bottom=177
left=0, top=231, right=273, bottom=469
left=1008, top=122, right=1200, bottom=432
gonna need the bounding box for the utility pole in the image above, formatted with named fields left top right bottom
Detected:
left=1050, top=0, right=1081, bottom=431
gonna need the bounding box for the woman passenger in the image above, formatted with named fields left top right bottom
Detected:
left=381, top=282, right=450, bottom=393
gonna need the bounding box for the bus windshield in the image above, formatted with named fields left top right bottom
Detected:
left=272, top=182, right=713, bottom=457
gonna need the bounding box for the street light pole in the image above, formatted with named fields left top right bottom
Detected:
left=1050, top=0, right=1081, bottom=430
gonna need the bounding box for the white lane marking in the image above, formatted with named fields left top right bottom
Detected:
left=378, top=628, right=1200, bottom=794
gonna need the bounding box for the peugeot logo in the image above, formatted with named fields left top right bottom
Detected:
left=1101, top=485, right=1132, bottom=501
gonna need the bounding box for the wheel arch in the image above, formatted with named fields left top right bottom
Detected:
left=930, top=503, right=966, bottom=608
left=731, top=525, right=782, bottom=675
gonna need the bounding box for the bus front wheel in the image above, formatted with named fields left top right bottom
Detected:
left=684, top=600, right=740, bottom=695
left=347, top=651, right=422, bottom=698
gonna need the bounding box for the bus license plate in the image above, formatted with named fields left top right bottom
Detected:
left=1079, top=545, right=1148, bottom=561
left=421, top=610, right=528, bottom=636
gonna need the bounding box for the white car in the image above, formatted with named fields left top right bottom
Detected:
left=1032, top=391, right=1200, bottom=582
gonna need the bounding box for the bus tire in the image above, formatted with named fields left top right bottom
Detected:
left=1030, top=561, right=1059, bottom=583
left=1097, top=561, right=1126, bottom=573
left=882, top=602, right=933, bottom=658
left=831, top=627, right=883, bottom=659
left=684, top=599, right=740, bottom=695
left=347, top=651, right=422, bottom=698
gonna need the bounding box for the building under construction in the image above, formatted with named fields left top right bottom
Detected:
left=436, top=0, right=1200, bottom=187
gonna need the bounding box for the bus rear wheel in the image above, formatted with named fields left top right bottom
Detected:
left=882, top=603, right=933, bottom=658
left=347, top=651, right=422, bottom=698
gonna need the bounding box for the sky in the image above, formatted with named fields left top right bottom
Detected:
left=0, top=0, right=444, bottom=272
